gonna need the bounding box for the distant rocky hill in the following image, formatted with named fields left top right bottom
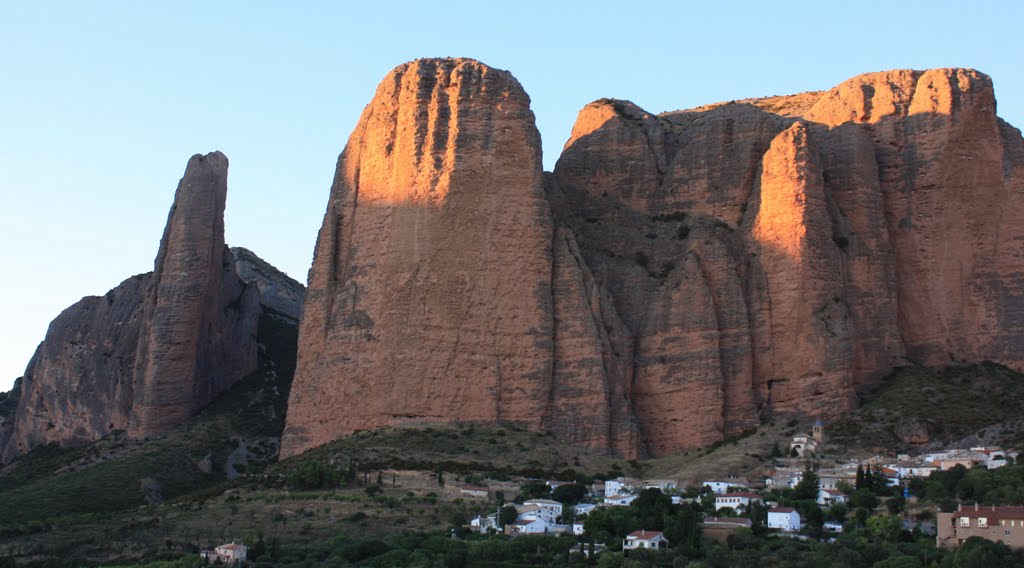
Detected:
left=0, top=152, right=303, bottom=464
left=282, top=59, right=1024, bottom=460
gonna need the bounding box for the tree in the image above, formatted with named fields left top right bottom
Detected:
left=856, top=465, right=866, bottom=490
left=551, top=483, right=588, bottom=506
left=850, top=488, right=879, bottom=511
left=886, top=495, right=906, bottom=516
left=498, top=505, right=518, bottom=529
left=793, top=466, right=820, bottom=501
left=867, top=514, right=902, bottom=542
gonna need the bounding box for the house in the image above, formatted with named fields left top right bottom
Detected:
left=642, top=479, right=679, bottom=492
left=817, top=489, right=848, bottom=506
left=547, top=480, right=572, bottom=490
left=937, top=504, right=1024, bottom=548
left=470, top=514, right=498, bottom=533
left=824, top=521, right=844, bottom=533
left=623, top=530, right=669, bottom=551
left=508, top=517, right=550, bottom=534
left=523, top=499, right=563, bottom=520
left=572, top=521, right=585, bottom=535
left=591, top=482, right=606, bottom=497
left=573, top=503, right=597, bottom=516
left=702, top=517, right=753, bottom=542
left=459, top=485, right=489, bottom=499
left=891, top=462, right=939, bottom=478
left=702, top=480, right=746, bottom=495
left=516, top=503, right=558, bottom=524
left=605, top=477, right=640, bottom=496
left=715, top=492, right=763, bottom=511
left=767, top=507, right=802, bottom=532
left=201, top=542, right=248, bottom=564
left=604, top=493, right=637, bottom=506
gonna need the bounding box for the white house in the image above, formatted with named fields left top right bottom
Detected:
left=524, top=498, right=563, bottom=520
left=516, top=504, right=558, bottom=524
left=605, top=477, right=640, bottom=496
left=574, top=503, right=597, bottom=516
left=572, top=521, right=585, bottom=535
left=824, top=521, right=844, bottom=533
left=817, top=489, right=848, bottom=506
left=702, top=480, right=746, bottom=495
left=508, top=517, right=550, bottom=534
left=767, top=507, right=801, bottom=532
left=604, top=493, right=637, bottom=507
left=623, top=530, right=669, bottom=551
left=715, top=492, right=763, bottom=511
left=470, top=514, right=498, bottom=533
left=890, top=462, right=939, bottom=478
left=201, top=542, right=248, bottom=564
left=642, top=479, right=679, bottom=492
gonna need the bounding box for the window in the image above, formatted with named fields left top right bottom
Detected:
left=979, top=517, right=988, bottom=528
left=960, top=517, right=971, bottom=527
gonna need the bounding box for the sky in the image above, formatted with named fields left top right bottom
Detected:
left=1, top=1, right=1022, bottom=390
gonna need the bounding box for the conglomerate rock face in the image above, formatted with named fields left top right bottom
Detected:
left=281, top=58, right=562, bottom=457
left=285, top=60, right=1024, bottom=458
left=0, top=152, right=264, bottom=463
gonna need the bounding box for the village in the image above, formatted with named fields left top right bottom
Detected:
left=444, top=421, right=1024, bottom=558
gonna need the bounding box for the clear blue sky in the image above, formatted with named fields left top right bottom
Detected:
left=1, top=1, right=1022, bottom=390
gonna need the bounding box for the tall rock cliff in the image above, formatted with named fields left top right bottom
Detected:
left=279, top=61, right=1024, bottom=458
left=281, top=59, right=561, bottom=457
left=0, top=152, right=269, bottom=463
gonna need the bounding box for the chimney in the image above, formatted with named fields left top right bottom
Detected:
left=975, top=502, right=979, bottom=511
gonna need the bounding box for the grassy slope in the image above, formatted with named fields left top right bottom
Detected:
left=0, top=310, right=297, bottom=525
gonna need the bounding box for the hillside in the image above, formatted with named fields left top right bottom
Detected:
left=0, top=309, right=297, bottom=527
left=828, top=362, right=1024, bottom=453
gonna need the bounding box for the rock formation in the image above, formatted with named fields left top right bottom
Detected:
left=284, top=59, right=1024, bottom=458
left=231, top=247, right=305, bottom=322
left=0, top=152, right=292, bottom=463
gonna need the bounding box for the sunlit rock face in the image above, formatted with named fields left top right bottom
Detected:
left=1, top=153, right=263, bottom=463
left=281, top=59, right=562, bottom=458
left=285, top=61, right=1024, bottom=457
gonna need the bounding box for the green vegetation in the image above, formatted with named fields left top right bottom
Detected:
left=0, top=310, right=297, bottom=526
left=829, top=362, right=1024, bottom=451
left=909, top=463, right=1024, bottom=507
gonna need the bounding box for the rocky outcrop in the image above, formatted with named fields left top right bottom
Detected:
left=280, top=62, right=1024, bottom=458
left=0, top=153, right=273, bottom=463
left=281, top=58, right=557, bottom=458
left=129, top=152, right=260, bottom=437
left=231, top=247, right=305, bottom=322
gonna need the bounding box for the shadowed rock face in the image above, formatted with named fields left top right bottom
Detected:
left=286, top=60, right=1024, bottom=458
left=129, top=152, right=260, bottom=436
left=0, top=153, right=278, bottom=463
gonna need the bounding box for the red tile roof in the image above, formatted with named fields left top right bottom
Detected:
left=955, top=505, right=1024, bottom=521
left=769, top=507, right=796, bottom=513
left=718, top=492, right=761, bottom=499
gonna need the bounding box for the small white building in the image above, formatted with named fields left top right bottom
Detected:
left=604, top=493, right=637, bottom=507
left=470, top=514, right=498, bottom=533
left=572, top=521, right=585, bottom=535
left=817, top=489, right=848, bottom=506
left=823, top=521, right=844, bottom=533
left=767, top=507, right=801, bottom=532
left=201, top=542, right=248, bottom=564
left=642, top=479, right=679, bottom=492
left=623, top=530, right=669, bottom=551
left=715, top=492, right=763, bottom=511
left=702, top=480, right=745, bottom=495
left=516, top=504, right=558, bottom=524
left=605, top=477, right=640, bottom=496
left=524, top=498, right=563, bottom=519
left=574, top=503, right=597, bottom=516
left=890, top=462, right=939, bottom=478
left=508, top=517, right=550, bottom=534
